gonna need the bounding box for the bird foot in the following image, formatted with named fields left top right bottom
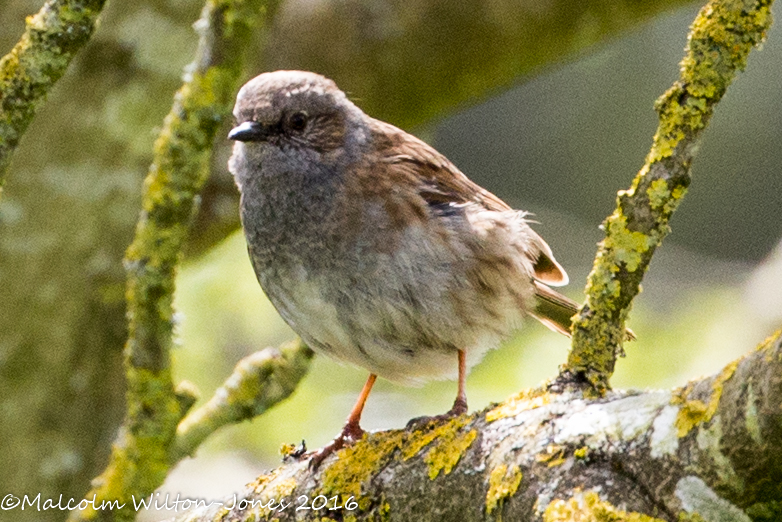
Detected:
left=308, top=422, right=366, bottom=471
left=405, top=397, right=468, bottom=431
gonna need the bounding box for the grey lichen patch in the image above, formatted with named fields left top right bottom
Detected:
left=675, top=476, right=752, bottom=522
left=553, top=390, right=668, bottom=448
left=650, top=404, right=681, bottom=458
left=485, top=464, right=523, bottom=516
left=543, top=489, right=666, bottom=521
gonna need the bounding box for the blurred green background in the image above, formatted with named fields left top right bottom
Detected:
left=1, top=0, right=780, bottom=520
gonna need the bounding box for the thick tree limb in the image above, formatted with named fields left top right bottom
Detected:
left=560, top=0, right=774, bottom=394
left=69, top=0, right=268, bottom=519
left=0, top=0, right=108, bottom=193
left=168, top=330, right=782, bottom=522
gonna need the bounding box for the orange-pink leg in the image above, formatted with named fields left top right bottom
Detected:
left=407, top=350, right=468, bottom=429
left=309, top=373, right=377, bottom=470
left=449, top=349, right=468, bottom=416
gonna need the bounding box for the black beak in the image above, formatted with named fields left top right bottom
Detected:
left=228, top=121, right=266, bottom=142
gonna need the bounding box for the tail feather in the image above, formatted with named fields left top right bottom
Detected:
left=530, top=281, right=636, bottom=340
left=530, top=281, right=579, bottom=337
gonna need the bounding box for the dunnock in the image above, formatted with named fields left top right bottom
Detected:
left=228, top=70, right=580, bottom=467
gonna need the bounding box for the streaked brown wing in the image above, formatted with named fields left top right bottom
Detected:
left=367, top=118, right=568, bottom=286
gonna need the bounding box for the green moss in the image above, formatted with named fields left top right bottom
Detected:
left=485, top=464, right=523, bottom=516
left=674, top=359, right=738, bottom=438
left=746, top=501, right=782, bottom=521
left=1, top=0, right=110, bottom=187
left=544, top=490, right=666, bottom=521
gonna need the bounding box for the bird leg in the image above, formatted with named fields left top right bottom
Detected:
left=309, top=373, right=377, bottom=470
left=406, top=350, right=468, bottom=429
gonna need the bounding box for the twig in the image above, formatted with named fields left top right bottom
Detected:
left=171, top=339, right=314, bottom=463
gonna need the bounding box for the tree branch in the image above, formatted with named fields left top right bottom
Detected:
left=69, top=0, right=268, bottom=519
left=170, top=339, right=314, bottom=464
left=168, top=329, right=782, bottom=522
left=560, top=0, right=774, bottom=394
left=0, top=0, right=108, bottom=194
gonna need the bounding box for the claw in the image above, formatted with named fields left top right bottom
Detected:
left=405, top=397, right=468, bottom=430
left=308, top=422, right=365, bottom=470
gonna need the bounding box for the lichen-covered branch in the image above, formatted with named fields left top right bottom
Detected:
left=560, top=0, right=774, bottom=394
left=0, top=0, right=108, bottom=193
left=69, top=0, right=268, bottom=519
left=168, top=330, right=782, bottom=522
left=171, top=340, right=314, bottom=463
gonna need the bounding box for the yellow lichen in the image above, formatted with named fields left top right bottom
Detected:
left=485, top=464, right=523, bottom=516
left=574, top=447, right=589, bottom=459
left=318, top=414, right=479, bottom=512
left=536, top=444, right=566, bottom=467
left=604, top=213, right=654, bottom=272
left=543, top=490, right=666, bottom=522
left=646, top=179, right=671, bottom=211
left=279, top=442, right=296, bottom=457
left=674, top=359, right=738, bottom=437
left=424, top=426, right=477, bottom=480
left=274, top=478, right=297, bottom=498
left=486, top=388, right=550, bottom=422
left=321, top=430, right=406, bottom=499
left=400, top=415, right=471, bottom=460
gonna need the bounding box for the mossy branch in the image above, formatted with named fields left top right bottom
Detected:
left=170, top=339, right=314, bottom=463
left=560, top=0, right=774, bottom=394
left=0, top=0, right=108, bottom=195
left=169, top=330, right=782, bottom=522
left=69, top=0, right=269, bottom=519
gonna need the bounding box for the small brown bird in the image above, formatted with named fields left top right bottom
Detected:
left=228, top=70, right=580, bottom=467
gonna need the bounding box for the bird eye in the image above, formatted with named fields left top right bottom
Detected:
left=288, top=111, right=308, bottom=132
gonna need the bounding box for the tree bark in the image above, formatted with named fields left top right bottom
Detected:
left=167, top=330, right=782, bottom=522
